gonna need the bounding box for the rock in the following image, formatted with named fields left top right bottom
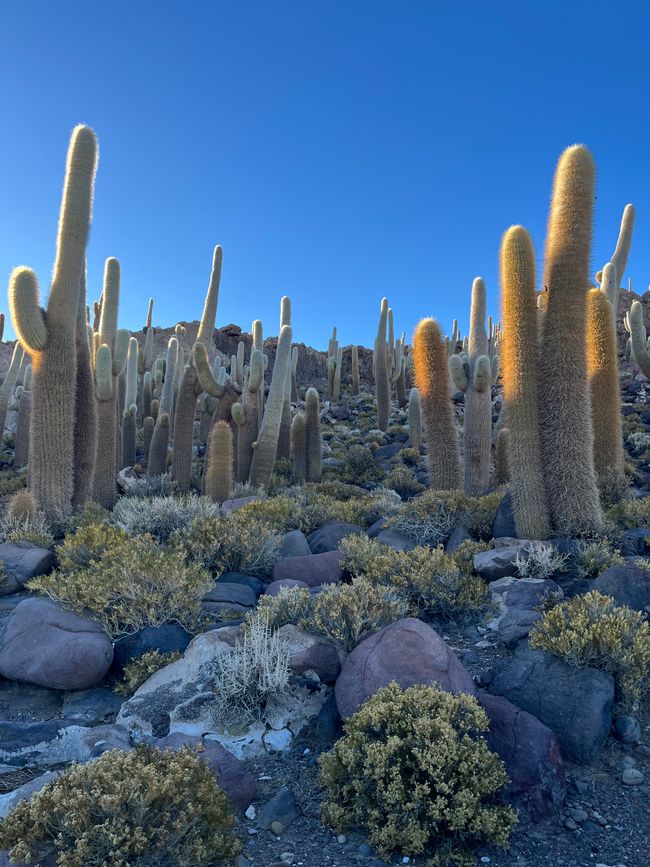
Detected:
left=497, top=608, right=543, bottom=647
left=492, top=492, right=516, bottom=539
left=112, top=623, right=192, bottom=673
left=263, top=728, right=293, bottom=752
left=277, top=624, right=342, bottom=683
left=0, top=542, right=55, bottom=596
left=61, top=687, right=123, bottom=725
left=279, top=530, right=312, bottom=559
left=216, top=572, right=265, bottom=596
left=271, top=550, right=344, bottom=588
left=478, top=691, right=565, bottom=822
left=258, top=787, right=300, bottom=830
left=621, top=768, right=644, bottom=785
left=313, top=691, right=342, bottom=749
left=0, top=770, right=57, bottom=819
left=593, top=564, right=650, bottom=613
left=373, top=443, right=402, bottom=461
left=0, top=681, right=62, bottom=722
left=270, top=821, right=284, bottom=836
left=612, top=715, right=641, bottom=744
left=156, top=732, right=257, bottom=811
left=265, top=579, right=311, bottom=597
left=202, top=582, right=257, bottom=611
left=489, top=647, right=614, bottom=764
left=490, top=577, right=561, bottom=611
left=221, top=496, right=264, bottom=513
left=622, top=528, right=650, bottom=556
left=307, top=521, right=363, bottom=554
left=0, top=720, right=130, bottom=771
left=444, top=525, right=472, bottom=554
left=0, top=598, right=113, bottom=690
left=474, top=546, right=526, bottom=582
left=335, top=617, right=475, bottom=719
left=366, top=518, right=387, bottom=538
left=374, top=529, right=416, bottom=551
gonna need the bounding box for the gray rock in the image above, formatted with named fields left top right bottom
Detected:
left=307, top=522, right=364, bottom=554
left=216, top=572, right=264, bottom=595
left=621, top=767, right=644, bottom=785
left=61, top=687, right=123, bottom=725
left=489, top=647, right=614, bottom=764
left=593, top=564, right=650, bottom=613
left=0, top=770, right=57, bottom=819
left=258, top=786, right=300, bottom=830
left=492, top=492, right=516, bottom=539
left=271, top=550, right=344, bottom=588
left=490, top=577, right=561, bottom=610
left=0, top=720, right=130, bottom=771
left=444, top=525, right=472, bottom=554
left=112, top=623, right=192, bottom=673
left=374, top=529, right=416, bottom=551
left=0, top=680, right=62, bottom=722
left=498, top=608, right=543, bottom=647
left=202, top=582, right=257, bottom=611
left=612, top=715, right=641, bottom=744
left=0, top=598, right=113, bottom=690
left=474, top=546, right=526, bottom=581
left=278, top=624, right=342, bottom=683
left=0, top=541, right=55, bottom=597
left=279, top=530, right=312, bottom=559
left=221, top=496, right=264, bottom=513
left=335, top=617, right=475, bottom=719
left=156, top=732, right=257, bottom=811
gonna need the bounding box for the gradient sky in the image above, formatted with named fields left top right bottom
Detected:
left=1, top=1, right=648, bottom=350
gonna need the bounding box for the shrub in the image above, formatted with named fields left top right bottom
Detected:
left=30, top=535, right=212, bottom=639
left=116, top=650, right=183, bottom=697
left=571, top=539, right=625, bottom=579
left=341, top=535, right=488, bottom=622
left=56, top=522, right=131, bottom=572
left=387, top=489, right=502, bottom=547
left=514, top=542, right=568, bottom=581
left=383, top=465, right=425, bottom=498
left=124, top=473, right=177, bottom=498
left=626, top=431, right=650, bottom=455
left=451, top=539, right=491, bottom=576
left=606, top=497, right=650, bottom=530
left=0, top=511, right=53, bottom=548
left=0, top=470, right=26, bottom=498
left=254, top=586, right=315, bottom=631
left=6, top=489, right=36, bottom=521
left=174, top=513, right=281, bottom=578
left=530, top=591, right=650, bottom=701
left=69, top=500, right=110, bottom=529
left=396, top=446, right=422, bottom=466
left=0, top=746, right=241, bottom=866
left=335, top=444, right=384, bottom=484
left=111, top=494, right=220, bottom=543
left=319, top=682, right=516, bottom=865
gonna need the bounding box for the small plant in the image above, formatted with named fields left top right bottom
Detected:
left=6, top=489, right=36, bottom=521
left=387, top=488, right=502, bottom=547
left=0, top=746, right=241, bottom=866
left=334, top=444, right=384, bottom=484
left=514, top=542, right=568, bottom=581
left=571, top=539, right=625, bottom=579
left=56, top=521, right=132, bottom=572
left=319, top=682, right=516, bottom=866
left=124, top=473, right=177, bottom=498
left=30, top=534, right=212, bottom=639
left=451, top=539, right=492, bottom=575
left=254, top=586, right=315, bottom=631
left=116, top=650, right=183, bottom=697
left=530, top=591, right=650, bottom=702
left=0, top=470, right=26, bottom=498
left=0, top=511, right=53, bottom=548
left=111, top=494, right=220, bottom=543
left=383, top=464, right=425, bottom=498
left=607, top=497, right=650, bottom=530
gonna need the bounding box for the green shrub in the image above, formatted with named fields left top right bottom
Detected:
left=383, top=464, right=425, bottom=498
left=341, top=535, right=488, bottom=622
left=514, top=542, right=568, bottom=581
left=173, top=512, right=281, bottom=578
left=333, top=444, right=384, bottom=484
left=0, top=746, right=241, bottom=866
left=124, top=473, right=177, bottom=498
left=111, top=494, right=220, bottom=542
left=319, top=682, right=516, bottom=865
left=606, top=497, right=650, bottom=530
left=116, top=650, right=183, bottom=697
left=30, top=535, right=212, bottom=640
left=0, top=512, right=53, bottom=548
left=0, top=470, right=26, bottom=498
left=387, top=489, right=502, bottom=546
left=530, top=591, right=650, bottom=701
left=451, top=539, right=491, bottom=576
left=254, top=586, right=315, bottom=631
left=69, top=500, right=110, bottom=530
left=571, top=539, right=625, bottom=579
left=56, top=522, right=132, bottom=572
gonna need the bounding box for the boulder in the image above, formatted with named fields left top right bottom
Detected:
left=216, top=572, right=264, bottom=596
left=473, top=545, right=526, bottom=582
left=112, top=623, right=192, bottom=673
left=61, top=687, right=123, bottom=725
left=277, top=624, right=342, bottom=683
left=335, top=617, right=475, bottom=719
left=271, top=550, right=344, bottom=588
left=307, top=521, right=363, bottom=554
left=593, top=564, right=650, bottom=613
left=489, top=578, right=562, bottom=648
left=257, top=786, right=300, bottom=830
left=156, top=732, right=257, bottom=811
left=279, top=530, right=312, bottom=559
left=0, top=720, right=130, bottom=771
left=444, top=525, right=472, bottom=554
left=374, top=529, right=416, bottom=551
left=492, top=491, right=516, bottom=539
left=488, top=647, right=615, bottom=764
left=0, top=542, right=55, bottom=596
left=201, top=582, right=257, bottom=611
left=0, top=598, right=113, bottom=691
left=478, top=691, right=565, bottom=822
left=0, top=770, right=57, bottom=820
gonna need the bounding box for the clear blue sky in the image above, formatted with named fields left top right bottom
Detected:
left=1, top=1, right=648, bottom=350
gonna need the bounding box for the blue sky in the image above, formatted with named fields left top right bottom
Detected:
left=1, top=1, right=648, bottom=350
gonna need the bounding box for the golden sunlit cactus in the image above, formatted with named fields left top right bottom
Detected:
left=205, top=419, right=233, bottom=501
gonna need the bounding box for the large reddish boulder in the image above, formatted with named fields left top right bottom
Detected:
left=334, top=617, right=475, bottom=719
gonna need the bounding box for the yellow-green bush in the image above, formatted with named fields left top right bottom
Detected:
left=0, top=746, right=241, bottom=867
left=530, top=591, right=650, bottom=701
left=116, top=650, right=183, bottom=697
left=30, top=534, right=212, bottom=639
left=387, top=489, right=502, bottom=546
left=319, top=682, right=516, bottom=866
left=173, top=512, right=281, bottom=578
left=328, top=444, right=384, bottom=484
left=56, top=521, right=131, bottom=572
left=254, top=586, right=315, bottom=631
left=451, top=539, right=491, bottom=576
left=606, top=497, right=650, bottom=530
left=571, top=539, right=625, bottom=579
left=0, top=470, right=26, bottom=498
left=341, top=535, right=488, bottom=622
left=383, top=464, right=425, bottom=498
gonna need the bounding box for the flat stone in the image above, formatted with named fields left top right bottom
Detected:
left=61, top=687, right=123, bottom=725
left=374, top=529, right=416, bottom=551
left=593, top=564, right=650, bottom=613
left=0, top=720, right=130, bottom=772
left=271, top=550, right=344, bottom=588
left=0, top=770, right=57, bottom=819
left=258, top=787, right=300, bottom=830
left=474, top=546, right=526, bottom=581
left=307, top=522, right=364, bottom=554
left=216, top=572, right=265, bottom=596
left=202, top=582, right=257, bottom=610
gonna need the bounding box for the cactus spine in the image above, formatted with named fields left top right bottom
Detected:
left=8, top=126, right=98, bottom=522
left=250, top=325, right=292, bottom=488
left=499, top=226, right=550, bottom=538
left=305, top=386, right=322, bottom=483
left=407, top=387, right=422, bottom=450
left=374, top=298, right=390, bottom=431
left=412, top=319, right=461, bottom=490
left=538, top=145, right=602, bottom=534
left=205, top=420, right=232, bottom=501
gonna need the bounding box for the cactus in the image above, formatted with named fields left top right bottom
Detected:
left=142, top=370, right=152, bottom=419
left=351, top=345, right=360, bottom=395
left=407, top=387, right=422, bottom=450
left=231, top=348, right=264, bottom=483
left=147, top=411, right=170, bottom=476
left=586, top=284, right=625, bottom=501
left=0, top=313, right=5, bottom=344
left=7, top=488, right=37, bottom=522
left=374, top=298, right=390, bottom=431
left=595, top=204, right=635, bottom=301
left=628, top=300, right=650, bottom=379
left=13, top=365, right=31, bottom=470
left=8, top=126, right=98, bottom=522
left=413, top=319, right=461, bottom=490
left=146, top=297, right=154, bottom=330
left=250, top=325, right=292, bottom=488
left=171, top=363, right=199, bottom=492
left=499, top=226, right=550, bottom=537
left=537, top=145, right=602, bottom=534
left=495, top=428, right=510, bottom=485
left=305, top=386, right=322, bottom=483
left=120, top=336, right=139, bottom=469
left=291, top=412, right=307, bottom=483
left=277, top=298, right=293, bottom=461
left=0, top=342, right=25, bottom=436
left=143, top=416, right=154, bottom=463
left=391, top=336, right=407, bottom=407
left=204, top=420, right=233, bottom=501
left=449, top=278, right=493, bottom=495
left=72, top=268, right=98, bottom=509
left=291, top=346, right=299, bottom=402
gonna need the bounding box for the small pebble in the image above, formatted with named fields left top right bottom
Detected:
left=480, top=858, right=491, bottom=864
left=358, top=843, right=373, bottom=857
left=302, top=747, right=311, bottom=756
left=620, top=755, right=637, bottom=769
left=337, top=834, right=346, bottom=844
left=622, top=767, right=644, bottom=785
left=270, top=821, right=284, bottom=835
left=247, top=828, right=258, bottom=836
left=570, top=808, right=588, bottom=823
left=280, top=854, right=294, bottom=865
left=564, top=817, right=577, bottom=831
left=245, top=805, right=256, bottom=820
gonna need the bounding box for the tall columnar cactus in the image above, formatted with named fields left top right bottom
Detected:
left=374, top=298, right=390, bottom=431
left=391, top=336, right=407, bottom=407
left=147, top=412, right=170, bottom=476
left=0, top=313, right=5, bottom=344
left=291, top=346, right=299, bottom=402
left=538, top=145, right=603, bottom=534
left=121, top=336, right=139, bottom=469
left=499, top=226, right=550, bottom=539
left=586, top=283, right=625, bottom=500
left=277, top=298, right=293, bottom=462
left=13, top=365, right=31, bottom=470
left=351, top=345, right=360, bottom=395
left=495, top=428, right=510, bottom=485
left=291, top=412, right=307, bottom=483
left=250, top=325, right=292, bottom=488
left=196, top=246, right=222, bottom=348
left=72, top=269, right=98, bottom=509
left=595, top=204, right=635, bottom=302
left=0, top=342, right=25, bottom=436
left=171, top=363, right=199, bottom=492
left=449, top=278, right=493, bottom=495
left=231, top=348, right=264, bottom=483
left=412, top=319, right=460, bottom=490
left=146, top=297, right=154, bottom=330
left=205, top=420, right=232, bottom=502
left=628, top=300, right=650, bottom=379
left=407, top=387, right=422, bottom=450
left=143, top=416, right=154, bottom=463
left=305, top=386, right=322, bottom=483
left=8, top=125, right=98, bottom=522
